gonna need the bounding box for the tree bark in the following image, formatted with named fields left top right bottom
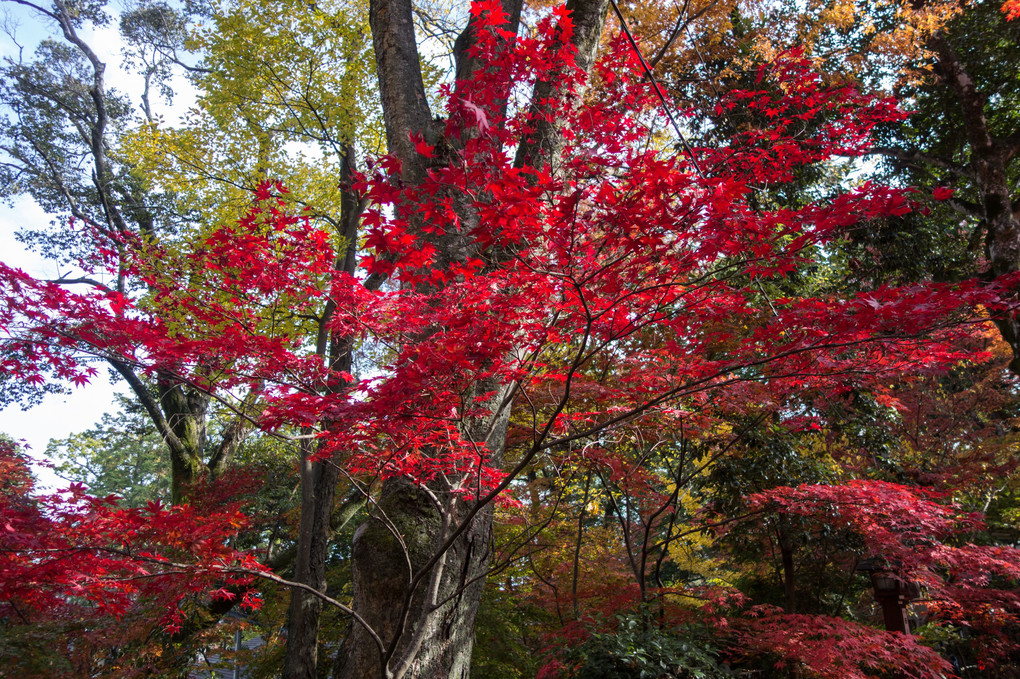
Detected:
left=284, top=147, right=365, bottom=679
left=932, top=36, right=1020, bottom=372
left=778, top=524, right=796, bottom=614
left=331, top=2, right=611, bottom=678
left=285, top=437, right=343, bottom=679
left=334, top=478, right=494, bottom=679
left=157, top=373, right=209, bottom=502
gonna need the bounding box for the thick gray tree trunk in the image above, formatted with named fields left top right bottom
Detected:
left=329, top=2, right=612, bottom=678
left=334, top=478, right=495, bottom=679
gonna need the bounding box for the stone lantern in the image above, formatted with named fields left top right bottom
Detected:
left=857, top=558, right=920, bottom=634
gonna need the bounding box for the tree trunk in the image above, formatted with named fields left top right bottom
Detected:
left=284, top=148, right=364, bottom=679
left=330, top=2, right=611, bottom=677
left=285, top=443, right=342, bottom=679
left=157, top=373, right=209, bottom=502
left=933, top=36, right=1020, bottom=372
left=334, top=478, right=494, bottom=679
left=778, top=525, right=796, bottom=614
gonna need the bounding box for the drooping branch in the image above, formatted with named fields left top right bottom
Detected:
left=107, top=357, right=185, bottom=458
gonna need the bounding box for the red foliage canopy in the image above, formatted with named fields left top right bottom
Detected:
left=1, top=2, right=1018, bottom=674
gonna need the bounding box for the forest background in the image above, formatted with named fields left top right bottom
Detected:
left=2, top=0, right=1020, bottom=678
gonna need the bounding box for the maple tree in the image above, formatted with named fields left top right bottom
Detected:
left=0, top=437, right=264, bottom=676
left=741, top=478, right=1020, bottom=673
left=3, top=0, right=1020, bottom=678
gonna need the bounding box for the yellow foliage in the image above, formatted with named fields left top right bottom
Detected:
left=120, top=0, right=383, bottom=240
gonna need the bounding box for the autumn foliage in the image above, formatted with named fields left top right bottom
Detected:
left=2, top=1, right=1020, bottom=677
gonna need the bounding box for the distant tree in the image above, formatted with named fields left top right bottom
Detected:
left=47, top=395, right=170, bottom=506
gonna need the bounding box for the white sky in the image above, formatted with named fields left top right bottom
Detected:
left=0, top=196, right=122, bottom=478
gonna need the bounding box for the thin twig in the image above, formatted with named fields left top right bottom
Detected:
left=608, top=0, right=704, bottom=177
